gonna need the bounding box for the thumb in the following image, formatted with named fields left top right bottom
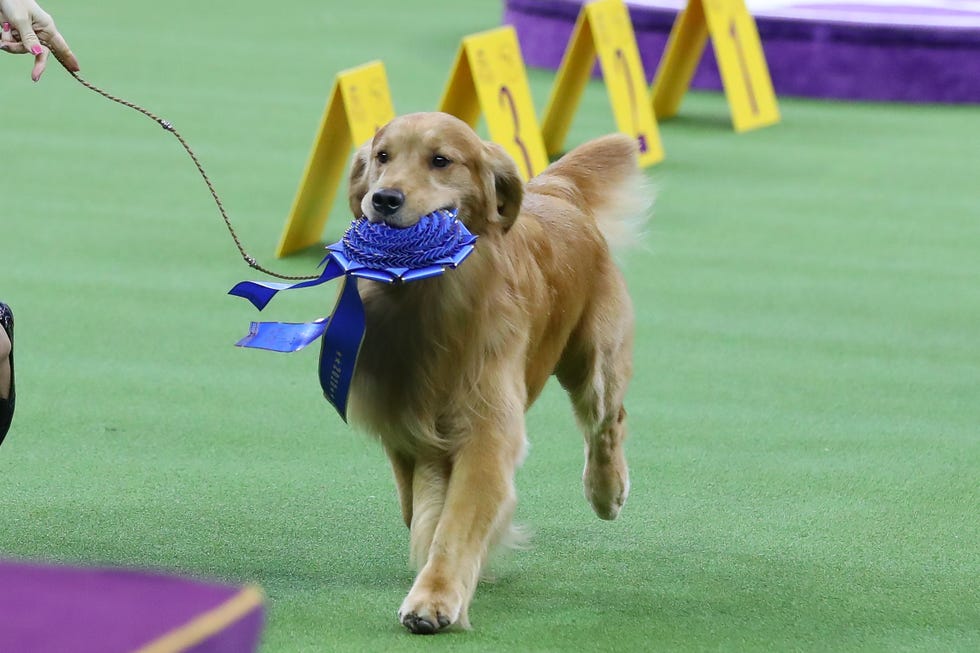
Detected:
left=9, top=14, right=42, bottom=56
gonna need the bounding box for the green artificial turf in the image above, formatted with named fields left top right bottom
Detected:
left=2, top=1, right=979, bottom=651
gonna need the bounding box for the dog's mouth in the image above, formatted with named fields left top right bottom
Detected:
left=370, top=206, right=456, bottom=229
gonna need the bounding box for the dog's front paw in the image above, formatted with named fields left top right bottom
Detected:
left=398, top=578, right=468, bottom=634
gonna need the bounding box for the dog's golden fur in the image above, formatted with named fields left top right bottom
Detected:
left=345, top=112, right=644, bottom=633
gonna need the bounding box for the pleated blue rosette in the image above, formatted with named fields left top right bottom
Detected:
left=229, top=209, right=476, bottom=421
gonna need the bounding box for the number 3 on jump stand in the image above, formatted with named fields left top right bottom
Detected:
left=499, top=85, right=536, bottom=178
left=614, top=48, right=649, bottom=154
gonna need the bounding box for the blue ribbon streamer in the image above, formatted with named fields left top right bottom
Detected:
left=229, top=209, right=475, bottom=422
left=318, top=278, right=364, bottom=417
left=235, top=318, right=329, bottom=353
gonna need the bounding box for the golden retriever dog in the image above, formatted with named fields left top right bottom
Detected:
left=345, top=112, right=646, bottom=634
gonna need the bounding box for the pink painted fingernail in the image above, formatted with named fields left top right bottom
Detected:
left=2, top=23, right=10, bottom=31
left=31, top=44, right=43, bottom=55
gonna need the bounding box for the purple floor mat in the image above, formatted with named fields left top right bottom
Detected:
left=0, top=560, right=265, bottom=653
left=504, top=0, right=980, bottom=103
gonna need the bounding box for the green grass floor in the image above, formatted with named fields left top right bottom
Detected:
left=2, top=1, right=979, bottom=651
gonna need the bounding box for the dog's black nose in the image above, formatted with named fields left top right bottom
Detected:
left=372, top=188, right=405, bottom=217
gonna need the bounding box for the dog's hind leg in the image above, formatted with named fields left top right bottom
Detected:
left=556, top=270, right=634, bottom=521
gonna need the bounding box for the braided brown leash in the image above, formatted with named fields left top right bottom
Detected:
left=63, top=63, right=319, bottom=281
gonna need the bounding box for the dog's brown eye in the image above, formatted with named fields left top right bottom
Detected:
left=377, top=151, right=389, bottom=164
left=432, top=155, right=451, bottom=169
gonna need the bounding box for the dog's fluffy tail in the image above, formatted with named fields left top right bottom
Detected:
left=529, top=134, right=653, bottom=251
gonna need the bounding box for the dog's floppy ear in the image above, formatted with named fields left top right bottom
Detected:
left=348, top=140, right=372, bottom=217
left=484, top=142, right=524, bottom=230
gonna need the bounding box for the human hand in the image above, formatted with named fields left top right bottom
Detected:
left=0, top=0, right=78, bottom=81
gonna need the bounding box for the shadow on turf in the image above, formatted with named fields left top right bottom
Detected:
left=659, top=113, right=734, bottom=131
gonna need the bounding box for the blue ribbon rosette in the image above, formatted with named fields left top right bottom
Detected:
left=229, top=209, right=476, bottom=421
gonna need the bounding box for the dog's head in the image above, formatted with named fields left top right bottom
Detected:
left=348, top=112, right=523, bottom=233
